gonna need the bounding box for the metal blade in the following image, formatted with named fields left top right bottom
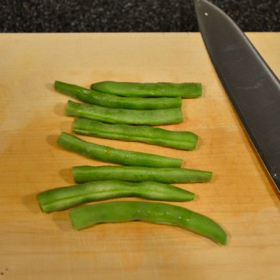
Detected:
left=195, top=0, right=280, bottom=192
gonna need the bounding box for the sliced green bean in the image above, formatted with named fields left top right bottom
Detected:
left=54, top=81, right=182, bottom=110
left=57, top=132, right=183, bottom=168
left=37, top=180, right=195, bottom=213
left=91, top=81, right=202, bottom=98
left=66, top=100, right=183, bottom=125
left=73, top=118, right=198, bottom=150
left=69, top=201, right=227, bottom=245
left=72, top=165, right=212, bottom=184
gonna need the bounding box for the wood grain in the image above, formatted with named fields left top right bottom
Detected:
left=0, top=33, right=279, bottom=280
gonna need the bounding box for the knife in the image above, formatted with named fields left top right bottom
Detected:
left=194, top=0, right=280, bottom=192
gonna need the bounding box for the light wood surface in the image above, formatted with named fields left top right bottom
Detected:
left=0, top=33, right=279, bottom=279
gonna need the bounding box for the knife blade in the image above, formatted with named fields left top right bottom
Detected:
left=194, top=0, right=280, bottom=192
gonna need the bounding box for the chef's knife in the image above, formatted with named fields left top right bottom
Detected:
left=194, top=0, right=280, bottom=192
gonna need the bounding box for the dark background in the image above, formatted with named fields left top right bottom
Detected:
left=0, top=0, right=279, bottom=32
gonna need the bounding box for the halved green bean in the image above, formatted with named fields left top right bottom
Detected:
left=66, top=100, right=183, bottom=125
left=72, top=165, right=212, bottom=184
left=73, top=118, right=198, bottom=150
left=91, top=81, right=202, bottom=98
left=69, top=201, right=227, bottom=245
left=57, top=132, right=183, bottom=167
left=55, top=81, right=182, bottom=110
left=37, top=180, right=195, bottom=213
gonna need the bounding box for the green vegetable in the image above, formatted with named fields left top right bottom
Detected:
left=37, top=180, right=195, bottom=213
left=54, top=81, right=182, bottom=110
left=73, top=118, right=198, bottom=150
left=69, top=201, right=227, bottom=245
left=65, top=100, right=183, bottom=125
left=91, top=81, right=202, bottom=98
left=72, top=165, right=212, bottom=184
left=57, top=132, right=183, bottom=167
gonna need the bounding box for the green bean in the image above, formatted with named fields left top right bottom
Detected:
left=65, top=100, right=183, bottom=125
left=91, top=81, right=202, bottom=98
left=37, top=180, right=195, bottom=213
left=57, top=132, right=183, bottom=168
left=54, top=81, right=182, bottom=110
left=69, top=201, right=227, bottom=245
left=73, top=118, right=198, bottom=150
left=72, top=165, right=212, bottom=184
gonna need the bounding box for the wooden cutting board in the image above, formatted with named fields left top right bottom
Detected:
left=0, top=33, right=279, bottom=280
